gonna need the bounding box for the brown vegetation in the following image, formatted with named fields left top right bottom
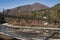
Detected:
left=1, top=3, right=60, bottom=27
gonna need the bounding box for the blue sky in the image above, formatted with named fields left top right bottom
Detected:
left=0, top=0, right=60, bottom=11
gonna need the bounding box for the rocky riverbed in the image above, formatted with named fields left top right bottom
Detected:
left=0, top=24, right=60, bottom=40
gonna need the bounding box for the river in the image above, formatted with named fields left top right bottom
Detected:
left=0, top=25, right=60, bottom=40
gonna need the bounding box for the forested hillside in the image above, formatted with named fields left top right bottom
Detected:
left=1, top=3, right=60, bottom=27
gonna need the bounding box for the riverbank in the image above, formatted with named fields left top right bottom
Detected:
left=1, top=23, right=60, bottom=31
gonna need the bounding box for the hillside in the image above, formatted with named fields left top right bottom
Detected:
left=1, top=3, right=60, bottom=27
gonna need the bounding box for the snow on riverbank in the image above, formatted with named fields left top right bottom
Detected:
left=2, top=23, right=12, bottom=26
left=2, top=23, right=22, bottom=28
left=1, top=23, right=60, bottom=31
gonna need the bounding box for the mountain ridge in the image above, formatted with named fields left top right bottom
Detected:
left=12, top=2, right=49, bottom=11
